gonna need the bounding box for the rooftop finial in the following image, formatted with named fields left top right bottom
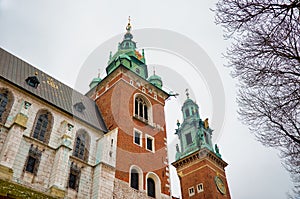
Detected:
left=153, top=66, right=156, bottom=75
left=126, top=16, right=131, bottom=32
left=185, top=88, right=189, bottom=99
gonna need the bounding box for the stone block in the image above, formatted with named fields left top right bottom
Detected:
left=0, top=164, right=13, bottom=181
left=50, top=185, right=66, bottom=198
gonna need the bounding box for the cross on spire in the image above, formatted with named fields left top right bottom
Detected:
left=185, top=88, right=189, bottom=99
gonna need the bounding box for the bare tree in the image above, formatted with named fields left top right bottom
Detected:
left=215, top=0, right=300, bottom=196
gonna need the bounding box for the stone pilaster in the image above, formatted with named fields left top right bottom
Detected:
left=48, top=121, right=74, bottom=198
left=92, top=128, right=118, bottom=199
left=0, top=100, right=31, bottom=180
left=92, top=163, right=115, bottom=199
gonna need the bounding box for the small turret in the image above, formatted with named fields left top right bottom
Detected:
left=181, top=89, right=200, bottom=120
left=174, top=89, right=217, bottom=160
left=148, top=68, right=163, bottom=89
left=89, top=69, right=102, bottom=89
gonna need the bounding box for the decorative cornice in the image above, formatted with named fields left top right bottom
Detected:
left=172, top=148, right=228, bottom=170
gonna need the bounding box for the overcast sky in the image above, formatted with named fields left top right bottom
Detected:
left=0, top=1, right=294, bottom=198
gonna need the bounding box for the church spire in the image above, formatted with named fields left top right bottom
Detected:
left=105, top=18, right=148, bottom=80
left=175, top=91, right=216, bottom=160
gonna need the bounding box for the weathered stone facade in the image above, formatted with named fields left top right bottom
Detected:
left=0, top=20, right=174, bottom=199
left=0, top=78, right=117, bottom=198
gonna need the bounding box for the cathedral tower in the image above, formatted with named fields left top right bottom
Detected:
left=172, top=91, right=231, bottom=199
left=87, top=19, right=171, bottom=199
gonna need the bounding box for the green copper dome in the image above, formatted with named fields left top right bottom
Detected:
left=181, top=91, right=200, bottom=120
left=89, top=77, right=102, bottom=89
left=148, top=73, right=163, bottom=89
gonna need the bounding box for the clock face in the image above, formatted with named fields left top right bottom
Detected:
left=215, top=176, right=226, bottom=195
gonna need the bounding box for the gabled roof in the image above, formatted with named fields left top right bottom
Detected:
left=0, top=47, right=107, bottom=132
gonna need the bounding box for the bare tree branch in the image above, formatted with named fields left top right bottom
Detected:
left=215, top=0, right=300, bottom=197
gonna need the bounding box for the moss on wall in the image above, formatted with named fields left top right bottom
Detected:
left=0, top=179, right=58, bottom=199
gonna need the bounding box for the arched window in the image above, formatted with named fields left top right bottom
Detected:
left=134, top=95, right=150, bottom=121
left=146, top=172, right=161, bottom=198
left=32, top=110, right=53, bottom=143
left=129, top=165, right=143, bottom=191
left=0, top=88, right=14, bottom=124
left=73, top=130, right=90, bottom=161
left=147, top=178, right=156, bottom=198
left=0, top=92, right=8, bottom=118
left=204, top=132, right=210, bottom=145
left=185, top=108, right=190, bottom=118
left=130, top=169, right=139, bottom=190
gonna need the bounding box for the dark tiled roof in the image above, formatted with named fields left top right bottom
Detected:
left=0, top=47, right=107, bottom=132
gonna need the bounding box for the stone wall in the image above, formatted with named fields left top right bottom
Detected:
left=0, top=80, right=110, bottom=198
left=113, top=178, right=171, bottom=199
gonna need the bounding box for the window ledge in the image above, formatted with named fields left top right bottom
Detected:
left=146, top=148, right=155, bottom=153
left=133, top=115, right=149, bottom=123
left=23, top=135, right=55, bottom=150
left=69, top=155, right=92, bottom=167
left=133, top=142, right=142, bottom=147
left=133, top=115, right=154, bottom=127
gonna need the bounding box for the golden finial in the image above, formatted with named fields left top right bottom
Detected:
left=176, top=119, right=180, bottom=128
left=126, top=16, right=132, bottom=32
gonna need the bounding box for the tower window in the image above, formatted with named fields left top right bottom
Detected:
left=134, top=96, right=150, bottom=121
left=73, top=130, right=90, bottom=161
left=32, top=110, right=53, bottom=144
left=130, top=169, right=139, bottom=190
left=68, top=162, right=81, bottom=191
left=146, top=135, right=155, bottom=152
left=185, top=109, right=190, bottom=117
left=134, top=130, right=142, bottom=146
left=24, top=145, right=42, bottom=175
left=185, top=133, right=192, bottom=145
left=147, top=178, right=156, bottom=198
left=195, top=109, right=199, bottom=117
left=197, top=183, right=204, bottom=193
left=188, top=187, right=195, bottom=196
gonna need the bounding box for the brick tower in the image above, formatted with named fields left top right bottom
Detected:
left=87, top=18, right=171, bottom=199
left=172, top=91, right=231, bottom=199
